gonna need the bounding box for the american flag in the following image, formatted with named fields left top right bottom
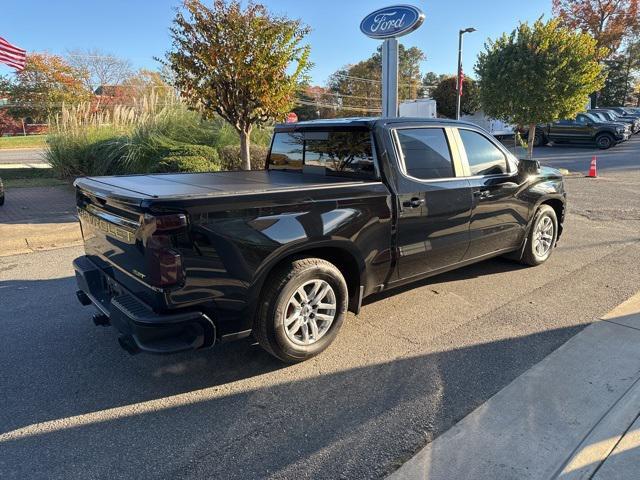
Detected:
left=0, top=36, right=27, bottom=71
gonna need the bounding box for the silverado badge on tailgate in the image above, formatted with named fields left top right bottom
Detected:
left=78, top=207, right=137, bottom=244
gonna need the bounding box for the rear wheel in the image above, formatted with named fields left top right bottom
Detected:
left=533, top=133, right=547, bottom=147
left=255, top=257, right=348, bottom=363
left=595, top=133, right=614, bottom=149
left=521, top=205, right=558, bottom=266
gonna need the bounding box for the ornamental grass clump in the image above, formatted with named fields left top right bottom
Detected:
left=45, top=94, right=222, bottom=178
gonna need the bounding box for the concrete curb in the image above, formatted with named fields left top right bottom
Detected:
left=0, top=163, right=50, bottom=169
left=388, top=292, right=640, bottom=480
left=557, top=376, right=640, bottom=479
left=0, top=147, right=45, bottom=152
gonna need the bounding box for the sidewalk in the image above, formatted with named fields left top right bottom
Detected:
left=0, top=147, right=46, bottom=166
left=0, top=185, right=81, bottom=256
left=389, top=292, right=640, bottom=480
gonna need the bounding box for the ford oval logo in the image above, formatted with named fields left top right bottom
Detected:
left=360, top=5, right=425, bottom=39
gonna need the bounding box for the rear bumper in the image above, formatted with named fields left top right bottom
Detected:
left=73, top=256, right=216, bottom=354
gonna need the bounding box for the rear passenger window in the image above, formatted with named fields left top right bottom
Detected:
left=304, top=130, right=375, bottom=178
left=269, top=132, right=304, bottom=171
left=458, top=129, right=507, bottom=176
left=396, top=128, right=454, bottom=180
left=268, top=129, right=376, bottom=179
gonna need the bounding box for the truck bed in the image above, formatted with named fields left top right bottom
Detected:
left=75, top=170, right=373, bottom=205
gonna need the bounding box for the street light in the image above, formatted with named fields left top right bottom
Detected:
left=456, top=27, right=476, bottom=120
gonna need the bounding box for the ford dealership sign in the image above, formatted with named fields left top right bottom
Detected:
left=360, top=5, right=425, bottom=39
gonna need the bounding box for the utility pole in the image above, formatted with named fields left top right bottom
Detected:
left=456, top=27, right=476, bottom=120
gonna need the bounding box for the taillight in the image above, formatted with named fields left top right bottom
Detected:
left=144, top=214, right=187, bottom=288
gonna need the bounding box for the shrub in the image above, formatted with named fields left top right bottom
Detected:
left=155, top=155, right=221, bottom=173
left=45, top=96, right=273, bottom=178
left=218, top=144, right=269, bottom=171
left=0, top=111, right=22, bottom=135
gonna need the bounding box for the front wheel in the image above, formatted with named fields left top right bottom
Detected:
left=595, top=133, right=614, bottom=149
left=521, top=205, right=558, bottom=266
left=255, top=257, right=348, bottom=363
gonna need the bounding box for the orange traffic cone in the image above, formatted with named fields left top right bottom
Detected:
left=587, top=156, right=597, bottom=178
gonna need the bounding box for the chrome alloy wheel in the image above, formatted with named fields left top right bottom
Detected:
left=283, top=279, right=337, bottom=346
left=533, top=215, right=554, bottom=257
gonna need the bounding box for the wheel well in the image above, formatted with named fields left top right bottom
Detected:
left=596, top=132, right=614, bottom=140
left=540, top=198, right=565, bottom=238
left=262, top=247, right=362, bottom=312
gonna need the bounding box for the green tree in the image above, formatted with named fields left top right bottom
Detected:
left=327, top=45, right=426, bottom=115
left=600, top=57, right=630, bottom=105
left=431, top=76, right=480, bottom=118
left=164, top=0, right=311, bottom=170
left=3, top=53, right=90, bottom=122
left=421, top=71, right=449, bottom=98
left=475, top=18, right=605, bottom=158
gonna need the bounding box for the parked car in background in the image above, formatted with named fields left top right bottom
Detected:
left=72, top=117, right=566, bottom=363
left=605, top=107, right=640, bottom=120
left=589, top=109, right=640, bottom=134
left=530, top=114, right=629, bottom=149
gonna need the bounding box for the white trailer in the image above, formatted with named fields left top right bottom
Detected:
left=460, top=111, right=515, bottom=139
left=399, top=99, right=437, bottom=118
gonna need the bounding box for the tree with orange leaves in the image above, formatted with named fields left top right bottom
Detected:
left=553, top=0, right=639, bottom=58
left=4, top=53, right=91, bottom=122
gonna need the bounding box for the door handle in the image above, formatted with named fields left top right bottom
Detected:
left=403, top=197, right=425, bottom=208
left=474, top=189, right=491, bottom=199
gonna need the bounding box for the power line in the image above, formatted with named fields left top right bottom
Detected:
left=294, top=98, right=381, bottom=113
left=305, top=91, right=381, bottom=101
left=330, top=72, right=424, bottom=89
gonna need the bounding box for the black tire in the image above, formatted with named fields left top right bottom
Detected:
left=0, top=177, right=4, bottom=206
left=595, top=133, right=614, bottom=149
left=533, top=134, right=547, bottom=147
left=255, top=257, right=348, bottom=363
left=521, top=204, right=558, bottom=266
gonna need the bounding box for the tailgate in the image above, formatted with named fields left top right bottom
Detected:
left=75, top=181, right=150, bottom=286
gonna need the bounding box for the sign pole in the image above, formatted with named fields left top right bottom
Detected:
left=382, top=38, right=399, bottom=118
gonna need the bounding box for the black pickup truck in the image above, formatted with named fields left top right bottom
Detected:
left=73, top=118, right=566, bottom=362
left=533, top=114, right=630, bottom=149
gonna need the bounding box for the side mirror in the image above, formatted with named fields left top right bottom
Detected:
left=517, top=158, right=540, bottom=182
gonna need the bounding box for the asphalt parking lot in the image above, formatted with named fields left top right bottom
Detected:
left=1, top=136, right=640, bottom=479
left=502, top=135, right=640, bottom=173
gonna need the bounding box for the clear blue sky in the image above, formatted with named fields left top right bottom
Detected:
left=0, top=0, right=551, bottom=84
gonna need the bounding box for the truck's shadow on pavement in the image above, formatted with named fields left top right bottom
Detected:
left=0, top=262, right=586, bottom=479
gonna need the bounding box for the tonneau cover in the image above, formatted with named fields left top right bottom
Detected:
left=75, top=170, right=368, bottom=202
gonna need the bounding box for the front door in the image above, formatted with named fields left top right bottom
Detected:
left=391, top=126, right=473, bottom=280
left=455, top=127, right=529, bottom=259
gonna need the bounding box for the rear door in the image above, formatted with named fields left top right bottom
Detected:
left=390, top=125, right=473, bottom=280
left=548, top=119, right=583, bottom=142
left=453, top=127, right=529, bottom=259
